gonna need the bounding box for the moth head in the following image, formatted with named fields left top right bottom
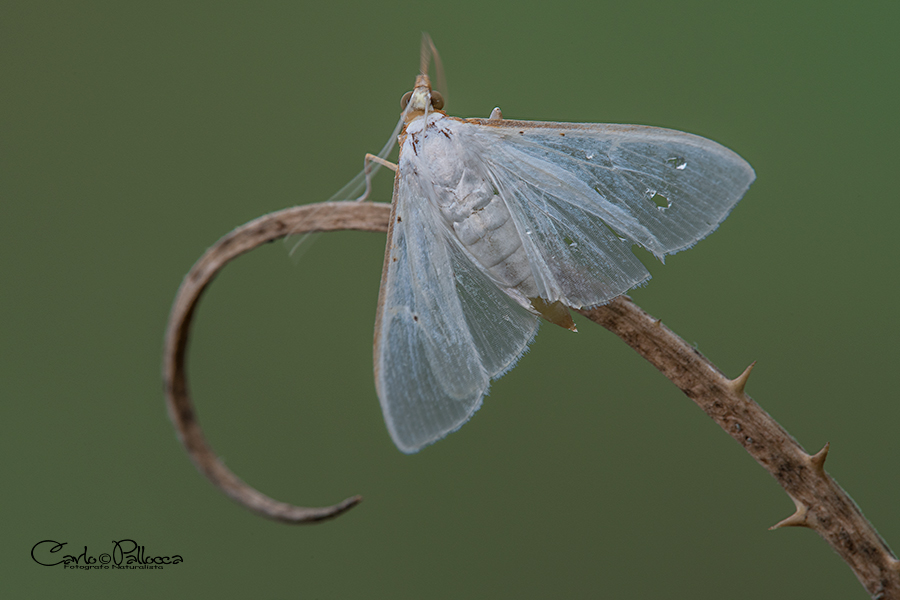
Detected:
left=401, top=74, right=444, bottom=118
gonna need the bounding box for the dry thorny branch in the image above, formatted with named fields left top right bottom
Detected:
left=163, top=200, right=899, bottom=598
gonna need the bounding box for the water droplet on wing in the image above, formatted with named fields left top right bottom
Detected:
left=646, top=188, right=671, bottom=211
left=666, top=156, right=688, bottom=170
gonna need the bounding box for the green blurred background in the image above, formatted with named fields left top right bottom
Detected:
left=3, top=1, right=898, bottom=598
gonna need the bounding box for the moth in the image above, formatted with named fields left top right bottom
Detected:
left=364, top=37, right=754, bottom=453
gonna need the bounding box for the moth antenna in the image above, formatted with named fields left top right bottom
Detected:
left=283, top=110, right=403, bottom=257
left=430, top=38, right=448, bottom=106
left=420, top=32, right=448, bottom=107
left=419, top=32, right=432, bottom=77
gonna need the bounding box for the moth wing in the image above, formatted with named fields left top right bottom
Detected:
left=374, top=169, right=539, bottom=453
left=451, top=119, right=755, bottom=308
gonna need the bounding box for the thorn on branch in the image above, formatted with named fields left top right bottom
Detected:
left=808, top=442, right=830, bottom=475
left=770, top=496, right=810, bottom=530
left=728, top=361, right=756, bottom=396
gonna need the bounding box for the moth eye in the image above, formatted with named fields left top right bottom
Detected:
left=400, top=91, right=413, bottom=110
left=431, top=91, right=444, bottom=110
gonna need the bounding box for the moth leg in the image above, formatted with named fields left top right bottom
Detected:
left=529, top=297, right=577, bottom=331
left=355, top=153, right=399, bottom=202
left=488, top=107, right=503, bottom=121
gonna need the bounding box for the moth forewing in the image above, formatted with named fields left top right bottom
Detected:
left=373, top=159, right=511, bottom=454
left=450, top=117, right=755, bottom=309
left=373, top=103, right=543, bottom=454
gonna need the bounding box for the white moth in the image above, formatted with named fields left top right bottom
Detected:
left=367, top=39, right=754, bottom=453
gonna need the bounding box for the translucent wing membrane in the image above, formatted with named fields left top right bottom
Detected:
left=448, top=241, right=539, bottom=379
left=374, top=171, right=538, bottom=453
left=375, top=113, right=753, bottom=453
left=453, top=119, right=755, bottom=307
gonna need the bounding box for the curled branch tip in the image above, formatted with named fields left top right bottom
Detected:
left=163, top=201, right=392, bottom=523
